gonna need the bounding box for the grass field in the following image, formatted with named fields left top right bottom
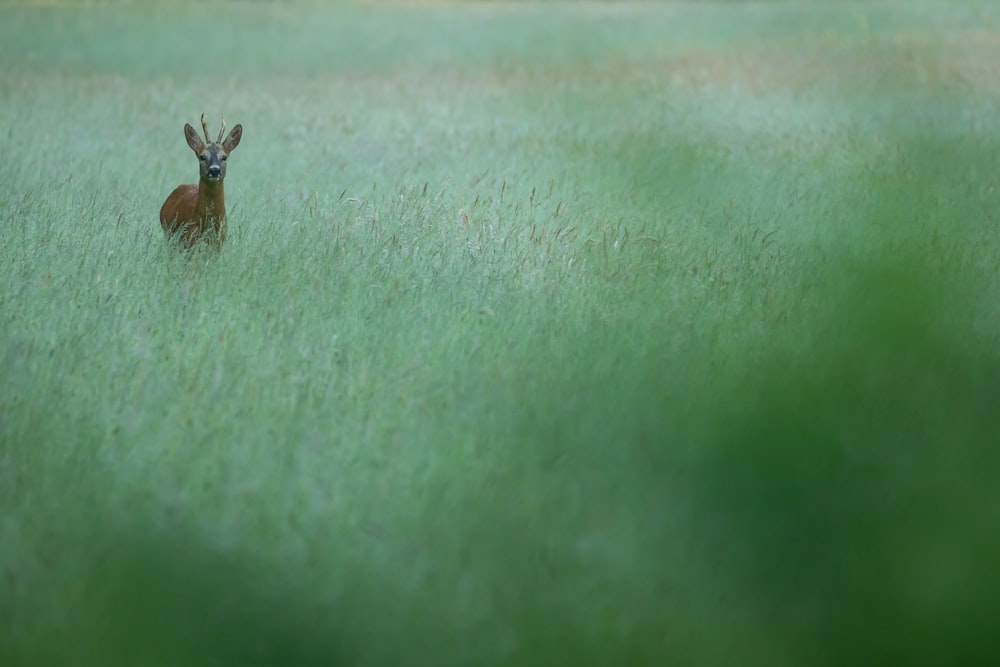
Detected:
left=2, top=1, right=1000, bottom=665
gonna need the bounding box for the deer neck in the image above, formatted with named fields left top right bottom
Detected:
left=196, top=178, right=226, bottom=226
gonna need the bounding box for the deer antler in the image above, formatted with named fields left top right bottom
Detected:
left=200, top=113, right=211, bottom=144
left=217, top=116, right=226, bottom=144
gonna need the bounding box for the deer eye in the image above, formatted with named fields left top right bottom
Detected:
left=220, top=155, right=227, bottom=162
left=199, top=155, right=207, bottom=161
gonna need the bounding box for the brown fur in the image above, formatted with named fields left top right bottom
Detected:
left=160, top=117, right=242, bottom=250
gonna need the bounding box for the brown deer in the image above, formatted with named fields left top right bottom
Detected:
left=160, top=114, right=242, bottom=250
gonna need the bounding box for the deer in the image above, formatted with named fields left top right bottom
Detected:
left=160, top=114, right=243, bottom=250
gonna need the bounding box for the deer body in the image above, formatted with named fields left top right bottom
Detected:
left=160, top=115, right=242, bottom=250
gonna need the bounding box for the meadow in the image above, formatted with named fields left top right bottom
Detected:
left=2, top=1, right=1000, bottom=665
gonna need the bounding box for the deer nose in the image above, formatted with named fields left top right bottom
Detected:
left=208, top=165, right=221, bottom=178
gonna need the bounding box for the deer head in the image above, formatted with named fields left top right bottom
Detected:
left=183, top=114, right=243, bottom=184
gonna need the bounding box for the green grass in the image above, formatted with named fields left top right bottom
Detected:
left=2, top=2, right=1000, bottom=666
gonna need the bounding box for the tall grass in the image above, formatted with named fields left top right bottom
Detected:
left=2, top=2, right=1000, bottom=666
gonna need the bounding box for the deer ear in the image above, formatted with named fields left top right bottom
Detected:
left=223, top=124, right=242, bottom=153
left=183, top=124, right=204, bottom=153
